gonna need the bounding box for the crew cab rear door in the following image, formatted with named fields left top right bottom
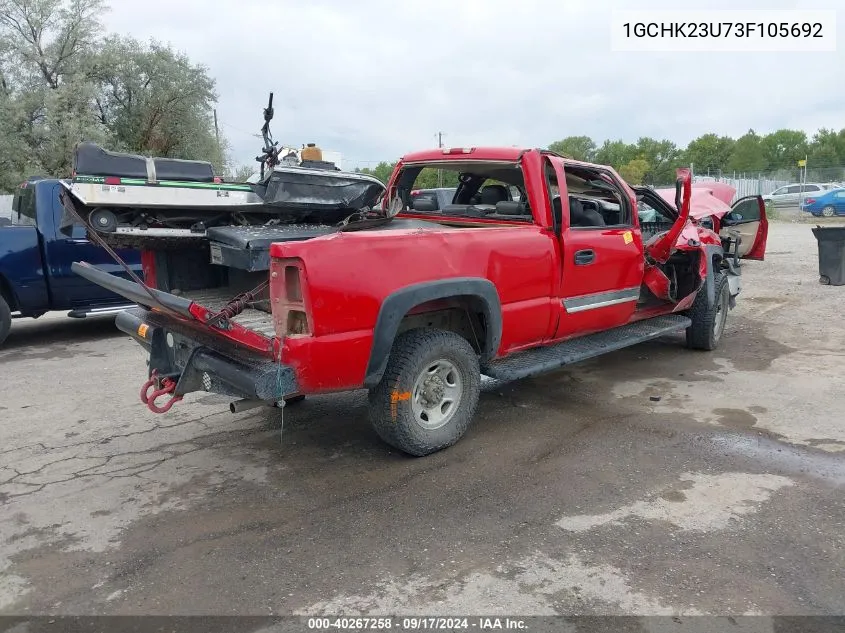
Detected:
left=719, top=196, right=768, bottom=260
left=643, top=168, right=691, bottom=264
left=548, top=156, right=644, bottom=339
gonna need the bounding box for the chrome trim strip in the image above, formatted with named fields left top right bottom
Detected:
left=563, top=286, right=641, bottom=313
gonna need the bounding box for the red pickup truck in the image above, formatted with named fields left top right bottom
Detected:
left=72, top=147, right=767, bottom=456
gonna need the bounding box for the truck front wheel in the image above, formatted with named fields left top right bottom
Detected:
left=368, top=328, right=481, bottom=456
left=686, top=272, right=729, bottom=351
left=0, top=295, right=11, bottom=347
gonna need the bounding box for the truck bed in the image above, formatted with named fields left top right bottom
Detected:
left=181, top=288, right=276, bottom=338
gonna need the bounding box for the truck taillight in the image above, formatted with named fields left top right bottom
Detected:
left=284, top=265, right=302, bottom=301
left=271, top=258, right=311, bottom=337
left=443, top=147, right=474, bottom=155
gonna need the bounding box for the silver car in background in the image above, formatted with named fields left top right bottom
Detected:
left=763, top=182, right=840, bottom=207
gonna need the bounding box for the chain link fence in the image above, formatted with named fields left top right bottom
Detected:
left=692, top=166, right=845, bottom=202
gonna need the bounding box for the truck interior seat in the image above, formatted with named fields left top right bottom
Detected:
left=480, top=185, right=510, bottom=205
left=569, top=197, right=606, bottom=227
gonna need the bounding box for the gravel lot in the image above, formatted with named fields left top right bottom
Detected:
left=1, top=221, right=844, bottom=618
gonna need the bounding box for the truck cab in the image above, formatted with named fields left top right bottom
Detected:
left=0, top=178, right=140, bottom=346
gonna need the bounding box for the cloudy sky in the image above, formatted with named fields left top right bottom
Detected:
left=103, top=0, right=843, bottom=170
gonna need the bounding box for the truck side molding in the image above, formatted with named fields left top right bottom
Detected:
left=363, top=277, right=503, bottom=387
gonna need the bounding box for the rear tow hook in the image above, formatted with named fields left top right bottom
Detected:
left=140, top=370, right=183, bottom=414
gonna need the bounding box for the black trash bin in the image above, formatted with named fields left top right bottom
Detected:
left=812, top=226, right=845, bottom=286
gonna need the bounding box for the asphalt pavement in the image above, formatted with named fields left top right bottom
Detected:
left=1, top=222, right=843, bottom=619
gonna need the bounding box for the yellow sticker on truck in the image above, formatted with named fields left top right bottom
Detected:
left=137, top=323, right=149, bottom=338
left=623, top=231, right=633, bottom=244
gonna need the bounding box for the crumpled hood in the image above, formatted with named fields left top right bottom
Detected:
left=655, top=182, right=736, bottom=220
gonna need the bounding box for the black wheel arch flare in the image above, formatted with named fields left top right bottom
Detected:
left=363, top=278, right=503, bottom=388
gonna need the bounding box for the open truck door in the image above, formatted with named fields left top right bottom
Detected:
left=720, top=196, right=768, bottom=261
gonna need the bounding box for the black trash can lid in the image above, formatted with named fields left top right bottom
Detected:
left=812, top=226, right=845, bottom=241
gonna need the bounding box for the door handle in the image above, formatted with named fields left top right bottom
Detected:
left=574, top=249, right=595, bottom=265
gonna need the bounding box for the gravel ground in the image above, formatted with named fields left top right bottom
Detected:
left=0, top=221, right=843, bottom=621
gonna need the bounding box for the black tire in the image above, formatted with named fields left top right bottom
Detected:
left=0, top=295, right=11, bottom=347
left=686, top=272, right=729, bottom=351
left=368, top=328, right=481, bottom=457
left=284, top=394, right=305, bottom=405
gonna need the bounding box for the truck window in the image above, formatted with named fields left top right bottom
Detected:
left=398, top=162, right=533, bottom=222
left=12, top=186, right=37, bottom=227
left=554, top=163, right=632, bottom=229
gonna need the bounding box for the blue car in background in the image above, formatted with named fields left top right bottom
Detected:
left=800, top=188, right=845, bottom=217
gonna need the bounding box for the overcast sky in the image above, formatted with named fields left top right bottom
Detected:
left=102, top=0, right=843, bottom=170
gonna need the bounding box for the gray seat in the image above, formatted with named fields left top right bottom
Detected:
left=480, top=184, right=510, bottom=205
left=552, top=196, right=606, bottom=227
left=569, top=197, right=605, bottom=227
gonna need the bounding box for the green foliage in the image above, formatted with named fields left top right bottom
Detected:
left=683, top=134, right=735, bottom=174
left=726, top=129, right=767, bottom=173
left=618, top=158, right=650, bottom=185
left=92, top=36, right=223, bottom=170
left=761, top=129, right=808, bottom=169
left=357, top=161, right=396, bottom=183
left=633, top=137, right=681, bottom=185
left=548, top=136, right=596, bottom=161
left=808, top=128, right=845, bottom=168
left=413, top=167, right=460, bottom=189
left=594, top=139, right=638, bottom=170
left=0, top=0, right=225, bottom=191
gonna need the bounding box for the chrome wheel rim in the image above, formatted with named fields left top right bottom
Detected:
left=713, top=285, right=729, bottom=342
left=411, top=359, right=463, bottom=430
left=822, top=207, right=835, bottom=217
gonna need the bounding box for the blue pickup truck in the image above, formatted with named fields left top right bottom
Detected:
left=0, top=177, right=140, bottom=346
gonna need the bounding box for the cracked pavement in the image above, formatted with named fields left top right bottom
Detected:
left=0, top=222, right=843, bottom=617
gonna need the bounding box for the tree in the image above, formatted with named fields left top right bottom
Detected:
left=727, top=129, right=767, bottom=173
left=808, top=128, right=845, bottom=168
left=634, top=137, right=681, bottom=184
left=618, top=158, right=650, bottom=185
left=227, top=163, right=257, bottom=182
left=0, top=0, right=228, bottom=191
left=358, top=161, right=396, bottom=183
left=0, top=0, right=106, bottom=187
left=548, top=136, right=596, bottom=162
left=594, top=139, right=638, bottom=170
left=91, top=36, right=223, bottom=170
left=0, top=0, right=104, bottom=89
left=761, top=129, right=808, bottom=170
left=683, top=133, right=735, bottom=175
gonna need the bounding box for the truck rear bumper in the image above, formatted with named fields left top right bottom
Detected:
left=116, top=308, right=297, bottom=403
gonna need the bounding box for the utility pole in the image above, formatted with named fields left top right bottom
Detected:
left=213, top=109, right=221, bottom=164
left=437, top=131, right=445, bottom=188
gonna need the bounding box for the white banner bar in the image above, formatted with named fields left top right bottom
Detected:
left=611, top=10, right=837, bottom=52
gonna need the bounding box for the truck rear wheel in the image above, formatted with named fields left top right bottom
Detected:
left=368, top=328, right=481, bottom=456
left=686, top=272, right=729, bottom=351
left=0, top=295, right=11, bottom=347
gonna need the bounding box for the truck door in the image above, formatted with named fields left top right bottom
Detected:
left=41, top=182, right=142, bottom=307
left=546, top=156, right=645, bottom=339
left=719, top=196, right=768, bottom=260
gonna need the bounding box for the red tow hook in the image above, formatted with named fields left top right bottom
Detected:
left=140, top=370, right=183, bottom=414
